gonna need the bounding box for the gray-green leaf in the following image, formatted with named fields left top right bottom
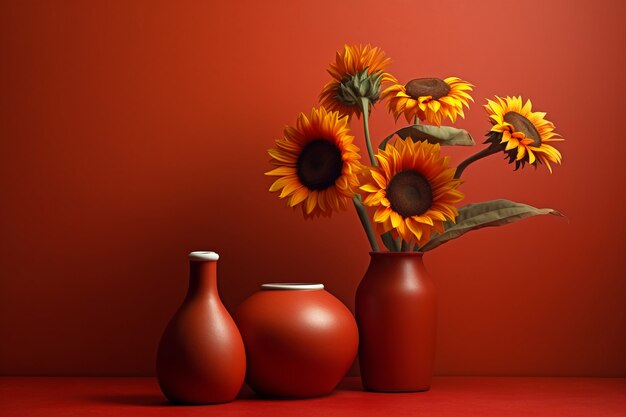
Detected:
left=420, top=199, right=565, bottom=251
left=379, top=124, right=475, bottom=150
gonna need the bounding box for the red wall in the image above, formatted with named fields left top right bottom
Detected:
left=1, top=0, right=625, bottom=377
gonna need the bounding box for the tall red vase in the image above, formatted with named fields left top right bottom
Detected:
left=156, top=251, right=246, bottom=404
left=355, top=252, right=436, bottom=392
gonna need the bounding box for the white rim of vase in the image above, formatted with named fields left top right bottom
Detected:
left=261, top=283, right=324, bottom=290
left=188, top=251, right=219, bottom=261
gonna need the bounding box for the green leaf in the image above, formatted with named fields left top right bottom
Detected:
left=420, top=199, right=565, bottom=251
left=381, top=231, right=397, bottom=252
left=379, top=124, right=475, bottom=150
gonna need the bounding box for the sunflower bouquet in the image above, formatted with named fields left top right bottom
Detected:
left=266, top=45, right=563, bottom=252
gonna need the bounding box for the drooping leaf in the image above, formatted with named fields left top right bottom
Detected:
left=379, top=124, right=475, bottom=150
left=420, top=199, right=565, bottom=251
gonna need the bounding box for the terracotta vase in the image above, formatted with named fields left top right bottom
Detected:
left=234, top=283, right=358, bottom=398
left=156, top=251, right=246, bottom=404
left=355, top=252, right=436, bottom=392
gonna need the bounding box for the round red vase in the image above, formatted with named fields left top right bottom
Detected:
left=234, top=283, right=358, bottom=398
left=355, top=252, right=436, bottom=392
left=156, top=251, right=246, bottom=404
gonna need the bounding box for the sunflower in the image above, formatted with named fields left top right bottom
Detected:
left=319, top=44, right=396, bottom=118
left=484, top=96, right=563, bottom=172
left=360, top=139, right=463, bottom=245
left=266, top=107, right=362, bottom=218
left=384, top=77, right=473, bottom=125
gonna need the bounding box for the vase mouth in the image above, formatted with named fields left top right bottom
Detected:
left=188, top=251, right=219, bottom=261
left=369, top=251, right=424, bottom=256
left=261, top=283, right=324, bottom=291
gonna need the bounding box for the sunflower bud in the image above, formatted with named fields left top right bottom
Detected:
left=334, top=68, right=383, bottom=109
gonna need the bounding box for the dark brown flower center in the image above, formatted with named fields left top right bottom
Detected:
left=503, top=112, right=541, bottom=146
left=296, top=139, right=344, bottom=191
left=386, top=170, right=433, bottom=218
left=405, top=78, right=450, bottom=100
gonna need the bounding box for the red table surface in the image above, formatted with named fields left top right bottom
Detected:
left=0, top=376, right=624, bottom=417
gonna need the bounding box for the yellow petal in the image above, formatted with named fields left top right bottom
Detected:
left=279, top=181, right=303, bottom=198
left=289, top=187, right=309, bottom=206
left=428, top=100, right=441, bottom=112
left=390, top=211, right=402, bottom=228
left=505, top=138, right=519, bottom=151
left=360, top=183, right=379, bottom=193
left=374, top=207, right=391, bottom=223
left=268, top=148, right=296, bottom=164
left=371, top=170, right=388, bottom=188
left=406, top=218, right=423, bottom=240
left=305, top=193, right=317, bottom=214
left=269, top=176, right=292, bottom=192
left=265, top=166, right=296, bottom=176
left=363, top=190, right=385, bottom=206
left=413, top=215, right=434, bottom=226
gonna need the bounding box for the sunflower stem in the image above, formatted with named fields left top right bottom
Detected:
left=401, top=240, right=410, bottom=252
left=455, top=146, right=501, bottom=179
left=360, top=97, right=377, bottom=167
left=414, top=116, right=419, bottom=125
left=352, top=194, right=379, bottom=252
left=381, top=232, right=396, bottom=252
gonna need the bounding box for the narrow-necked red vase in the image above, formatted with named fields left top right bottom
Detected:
left=156, top=251, right=246, bottom=404
left=355, top=252, right=436, bottom=392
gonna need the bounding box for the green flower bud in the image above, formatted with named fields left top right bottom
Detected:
left=334, top=68, right=383, bottom=109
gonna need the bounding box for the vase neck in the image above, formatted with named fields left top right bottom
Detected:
left=367, top=252, right=428, bottom=280
left=187, top=261, right=218, bottom=299
left=369, top=252, right=425, bottom=265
